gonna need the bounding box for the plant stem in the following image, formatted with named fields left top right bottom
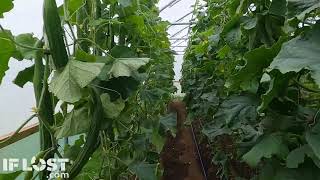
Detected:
left=77, top=38, right=115, bottom=59
left=0, top=24, right=49, bottom=53
left=294, top=79, right=320, bottom=93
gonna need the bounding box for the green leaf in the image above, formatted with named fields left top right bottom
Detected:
left=286, top=145, right=310, bottom=168
left=269, top=0, right=287, bottom=17
left=242, top=133, right=289, bottom=167
left=109, top=58, right=149, bottom=78
left=101, top=77, right=140, bottom=100
left=67, top=0, right=85, bottom=16
left=160, top=112, right=177, bottom=137
left=75, top=148, right=105, bottom=180
left=208, top=34, right=220, bottom=47
left=13, top=65, right=34, bottom=88
left=56, top=106, right=90, bottom=139
left=152, top=131, right=165, bottom=153
left=118, top=0, right=132, bottom=7
left=306, top=125, right=320, bottom=160
left=227, top=37, right=286, bottom=92
left=15, top=33, right=39, bottom=60
left=268, top=23, right=320, bottom=87
left=58, top=0, right=85, bottom=22
left=126, top=15, right=145, bottom=31
left=216, top=45, right=231, bottom=59
left=202, top=123, right=232, bottom=141
left=49, top=60, right=105, bottom=103
left=258, top=71, right=292, bottom=112
left=100, top=93, right=125, bottom=118
left=0, top=171, right=22, bottom=180
left=0, top=0, right=13, bottom=18
left=128, top=162, right=157, bottom=180
left=287, top=0, right=320, bottom=20
left=259, top=162, right=320, bottom=180
left=214, top=94, right=259, bottom=125
left=221, top=14, right=241, bottom=46
left=75, top=49, right=97, bottom=62
left=242, top=17, right=257, bottom=30
left=222, top=15, right=240, bottom=34
left=0, top=30, right=16, bottom=84
left=64, top=135, right=85, bottom=161
left=225, top=27, right=241, bottom=46
left=110, top=45, right=136, bottom=58
left=286, top=145, right=320, bottom=168
left=140, top=88, right=167, bottom=103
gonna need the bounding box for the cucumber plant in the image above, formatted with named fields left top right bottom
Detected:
left=182, top=0, right=320, bottom=179
left=0, top=0, right=175, bottom=179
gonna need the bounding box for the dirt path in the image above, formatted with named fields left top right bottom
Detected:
left=161, top=101, right=205, bottom=180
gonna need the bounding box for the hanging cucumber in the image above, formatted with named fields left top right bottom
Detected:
left=43, top=0, right=69, bottom=69
left=67, top=87, right=103, bottom=179
left=33, top=40, right=55, bottom=180
left=24, top=150, right=48, bottom=180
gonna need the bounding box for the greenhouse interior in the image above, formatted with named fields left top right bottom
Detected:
left=1, top=0, right=320, bottom=179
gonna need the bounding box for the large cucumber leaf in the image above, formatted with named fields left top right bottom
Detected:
left=100, top=93, right=125, bottom=119
left=128, top=162, right=157, bottom=180
left=226, top=37, right=286, bottom=92
left=0, top=0, right=13, bottom=18
left=288, top=0, right=320, bottom=20
left=49, top=60, right=104, bottom=103
left=55, top=106, right=90, bottom=139
left=0, top=30, right=16, bottom=84
left=109, top=58, right=150, bottom=78
left=242, top=133, right=289, bottom=167
left=268, top=22, right=320, bottom=87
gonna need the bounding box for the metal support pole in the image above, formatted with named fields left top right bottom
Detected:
left=170, top=22, right=194, bottom=26
left=160, top=0, right=183, bottom=12
left=170, top=26, right=189, bottom=38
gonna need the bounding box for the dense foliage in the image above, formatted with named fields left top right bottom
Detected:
left=182, top=0, right=320, bottom=179
left=0, top=0, right=175, bottom=179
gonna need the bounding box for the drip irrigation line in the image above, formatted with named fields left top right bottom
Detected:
left=190, top=123, right=208, bottom=180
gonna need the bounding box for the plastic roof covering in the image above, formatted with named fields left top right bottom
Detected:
left=158, top=0, right=198, bottom=80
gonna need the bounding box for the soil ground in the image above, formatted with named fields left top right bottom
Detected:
left=160, top=101, right=255, bottom=180
left=161, top=101, right=205, bottom=180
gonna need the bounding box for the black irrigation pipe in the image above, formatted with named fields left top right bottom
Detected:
left=190, top=123, right=208, bottom=180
